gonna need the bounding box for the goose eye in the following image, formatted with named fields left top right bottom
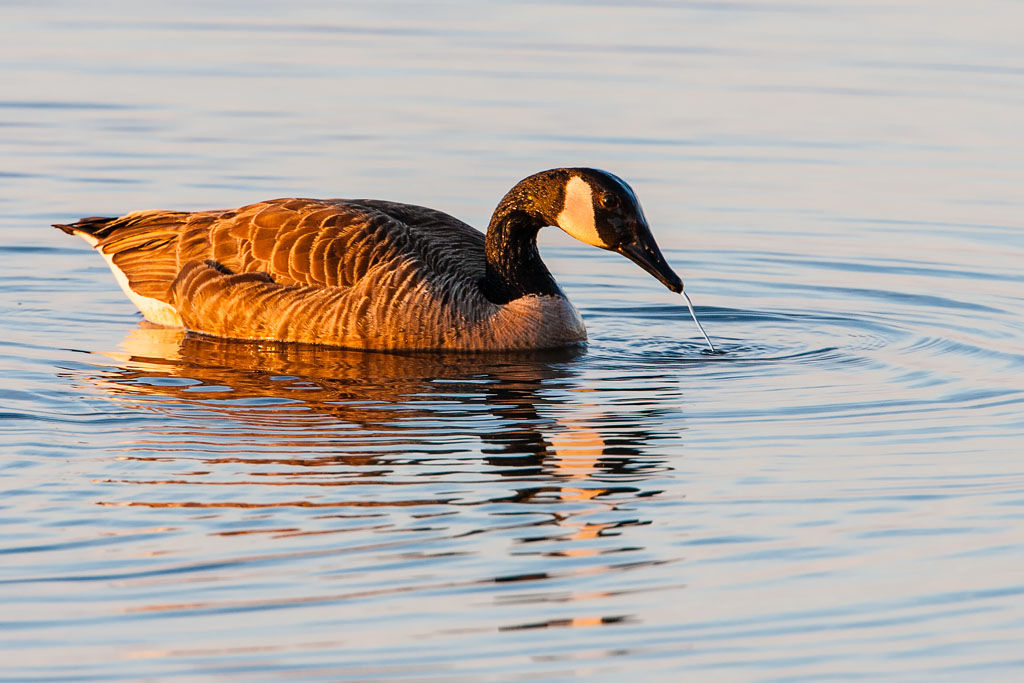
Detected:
left=598, top=192, right=619, bottom=210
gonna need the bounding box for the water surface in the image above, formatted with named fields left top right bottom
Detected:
left=2, top=1, right=1024, bottom=680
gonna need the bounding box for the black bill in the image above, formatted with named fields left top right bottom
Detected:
left=617, top=237, right=684, bottom=293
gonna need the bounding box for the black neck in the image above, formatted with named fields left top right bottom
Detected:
left=480, top=209, right=563, bottom=305
left=478, top=170, right=568, bottom=305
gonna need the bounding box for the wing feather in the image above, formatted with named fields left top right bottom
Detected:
left=73, top=197, right=486, bottom=303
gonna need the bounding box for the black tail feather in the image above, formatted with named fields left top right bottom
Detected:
left=52, top=216, right=117, bottom=237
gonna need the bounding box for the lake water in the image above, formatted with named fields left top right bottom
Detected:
left=2, top=1, right=1024, bottom=680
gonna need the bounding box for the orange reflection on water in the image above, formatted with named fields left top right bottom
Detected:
left=98, top=499, right=442, bottom=509
left=500, top=615, right=630, bottom=631
left=550, top=418, right=607, bottom=479
left=77, top=323, right=672, bottom=625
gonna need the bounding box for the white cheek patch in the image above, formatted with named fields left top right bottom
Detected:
left=555, top=176, right=603, bottom=247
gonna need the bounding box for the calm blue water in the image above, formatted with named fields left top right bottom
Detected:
left=2, top=1, right=1024, bottom=680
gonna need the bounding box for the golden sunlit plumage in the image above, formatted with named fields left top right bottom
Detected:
left=55, top=169, right=684, bottom=351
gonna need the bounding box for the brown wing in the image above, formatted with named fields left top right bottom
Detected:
left=212, top=198, right=487, bottom=288
left=72, top=198, right=487, bottom=303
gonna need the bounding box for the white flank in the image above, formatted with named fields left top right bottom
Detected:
left=76, top=232, right=99, bottom=247
left=93, top=242, right=184, bottom=328
left=555, top=175, right=602, bottom=247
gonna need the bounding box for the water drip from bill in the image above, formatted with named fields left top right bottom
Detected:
left=683, top=291, right=719, bottom=354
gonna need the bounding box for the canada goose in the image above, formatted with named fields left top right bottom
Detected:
left=55, top=168, right=687, bottom=351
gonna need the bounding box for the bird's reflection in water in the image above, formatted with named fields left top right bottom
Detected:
left=95, top=325, right=678, bottom=475
left=84, top=324, right=683, bottom=625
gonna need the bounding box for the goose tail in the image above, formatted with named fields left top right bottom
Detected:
left=53, top=216, right=118, bottom=245
left=53, top=213, right=186, bottom=327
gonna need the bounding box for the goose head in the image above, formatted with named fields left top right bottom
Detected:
left=483, top=167, right=684, bottom=305
left=552, top=168, right=683, bottom=293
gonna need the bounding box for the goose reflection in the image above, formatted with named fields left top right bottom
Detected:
left=93, top=325, right=586, bottom=466
left=91, top=325, right=677, bottom=477
left=76, top=325, right=686, bottom=628
left=85, top=326, right=678, bottom=559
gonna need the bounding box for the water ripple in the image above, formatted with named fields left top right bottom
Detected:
left=4, top=1, right=1024, bottom=678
